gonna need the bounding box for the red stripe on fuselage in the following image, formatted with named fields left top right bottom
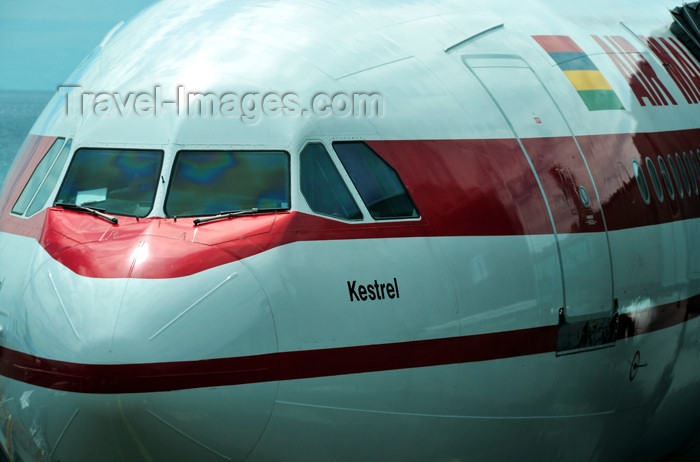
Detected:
left=531, top=35, right=585, bottom=53
left=1, top=297, right=697, bottom=394
left=2, top=130, right=700, bottom=278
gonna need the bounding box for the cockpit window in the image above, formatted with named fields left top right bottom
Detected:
left=55, top=148, right=163, bottom=218
left=165, top=150, right=290, bottom=217
left=300, top=143, right=362, bottom=220
left=25, top=139, right=72, bottom=217
left=12, top=137, right=67, bottom=216
left=333, top=142, right=418, bottom=220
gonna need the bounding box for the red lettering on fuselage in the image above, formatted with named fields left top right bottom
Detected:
left=644, top=36, right=700, bottom=105
left=592, top=35, right=677, bottom=107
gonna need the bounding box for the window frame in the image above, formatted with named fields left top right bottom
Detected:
left=675, top=152, right=692, bottom=197
left=668, top=154, right=685, bottom=199
left=55, top=147, right=165, bottom=218
left=645, top=157, right=664, bottom=203
left=299, top=142, right=363, bottom=222
left=682, top=151, right=699, bottom=195
left=657, top=155, right=675, bottom=201
left=164, top=149, right=291, bottom=218
left=12, top=137, right=67, bottom=217
left=632, top=159, right=651, bottom=205
left=693, top=150, right=700, bottom=184
left=332, top=141, right=420, bottom=221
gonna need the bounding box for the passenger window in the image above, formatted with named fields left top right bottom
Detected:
left=668, top=154, right=685, bottom=199
left=692, top=150, right=700, bottom=187
left=683, top=152, right=699, bottom=195
left=56, top=148, right=163, bottom=218
left=675, top=153, right=692, bottom=197
left=12, top=137, right=66, bottom=215
left=300, top=143, right=362, bottom=220
left=657, top=156, right=675, bottom=200
left=645, top=157, right=663, bottom=203
left=333, top=142, right=418, bottom=220
left=166, top=150, right=290, bottom=217
left=632, top=159, right=650, bottom=205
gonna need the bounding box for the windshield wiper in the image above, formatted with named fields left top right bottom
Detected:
left=193, top=208, right=284, bottom=226
left=54, top=202, right=119, bottom=225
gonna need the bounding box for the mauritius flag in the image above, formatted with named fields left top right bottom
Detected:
left=533, top=35, right=625, bottom=111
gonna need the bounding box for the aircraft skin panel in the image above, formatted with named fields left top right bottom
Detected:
left=21, top=3, right=700, bottom=143
left=2, top=210, right=697, bottom=362
left=0, top=223, right=694, bottom=378
left=2, top=0, right=700, bottom=461
left=0, top=317, right=696, bottom=461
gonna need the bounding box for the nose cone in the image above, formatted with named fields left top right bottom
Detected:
left=2, top=376, right=278, bottom=462
left=21, top=237, right=278, bottom=365
left=5, top=233, right=279, bottom=461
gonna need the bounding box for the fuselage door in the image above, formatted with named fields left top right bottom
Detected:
left=462, top=55, right=617, bottom=354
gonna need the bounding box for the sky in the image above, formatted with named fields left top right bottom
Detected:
left=0, top=0, right=159, bottom=91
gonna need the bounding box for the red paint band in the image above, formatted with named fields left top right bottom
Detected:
left=1, top=297, right=697, bottom=394
left=2, top=130, right=700, bottom=279
left=532, top=35, right=584, bottom=53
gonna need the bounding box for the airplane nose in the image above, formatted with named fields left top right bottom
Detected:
left=20, top=240, right=278, bottom=363
left=0, top=377, right=278, bottom=462
left=3, top=242, right=278, bottom=461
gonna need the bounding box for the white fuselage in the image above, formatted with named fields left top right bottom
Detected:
left=1, top=1, right=700, bottom=461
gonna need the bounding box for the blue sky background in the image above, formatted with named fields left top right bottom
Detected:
left=0, top=0, right=158, bottom=91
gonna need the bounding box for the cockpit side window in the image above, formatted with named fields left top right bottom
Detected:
left=333, top=142, right=419, bottom=220
left=55, top=148, right=163, bottom=218
left=165, top=150, right=290, bottom=217
left=300, top=143, right=362, bottom=220
left=12, top=137, right=67, bottom=216
left=25, top=139, right=72, bottom=216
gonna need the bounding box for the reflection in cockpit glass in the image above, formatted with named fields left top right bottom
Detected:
left=55, top=148, right=163, bottom=218
left=165, top=150, right=290, bottom=217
